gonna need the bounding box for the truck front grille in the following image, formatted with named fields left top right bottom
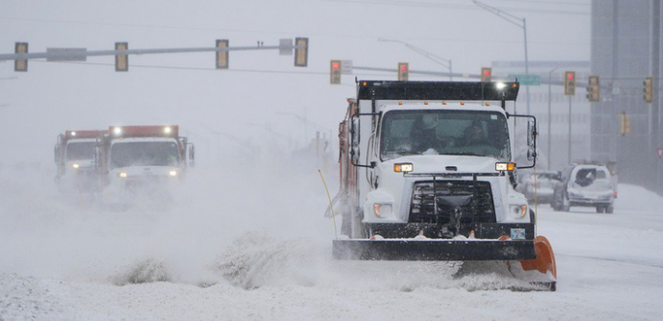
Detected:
left=409, top=180, right=496, bottom=224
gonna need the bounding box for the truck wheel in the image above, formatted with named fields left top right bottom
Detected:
left=350, top=211, right=366, bottom=239
left=341, top=212, right=352, bottom=237
left=606, top=206, right=614, bottom=214
left=595, top=207, right=603, bottom=213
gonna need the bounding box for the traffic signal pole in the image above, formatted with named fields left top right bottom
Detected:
left=568, top=96, right=573, bottom=164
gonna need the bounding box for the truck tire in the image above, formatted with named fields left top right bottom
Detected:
left=606, top=206, right=614, bottom=214
left=596, top=207, right=603, bottom=213
left=341, top=212, right=352, bottom=237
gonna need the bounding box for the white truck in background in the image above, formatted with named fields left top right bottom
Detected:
left=95, top=125, right=194, bottom=205
left=54, top=130, right=104, bottom=193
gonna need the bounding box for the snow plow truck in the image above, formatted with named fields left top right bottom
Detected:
left=54, top=130, right=105, bottom=193
left=330, top=80, right=557, bottom=290
left=95, top=125, right=194, bottom=204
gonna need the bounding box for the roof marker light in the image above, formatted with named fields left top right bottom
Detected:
left=113, top=127, right=122, bottom=135
left=424, top=101, right=428, bottom=105
left=496, top=82, right=507, bottom=90
left=398, top=101, right=403, bottom=105
left=164, top=127, right=172, bottom=134
left=485, top=102, right=490, bottom=106
left=442, top=101, right=447, bottom=105
left=460, top=101, right=465, bottom=106
left=71, top=131, right=77, bottom=136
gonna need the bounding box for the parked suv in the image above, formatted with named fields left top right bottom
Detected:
left=516, top=170, right=561, bottom=204
left=552, top=164, right=616, bottom=213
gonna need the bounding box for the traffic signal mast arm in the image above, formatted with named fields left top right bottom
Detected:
left=1, top=39, right=308, bottom=67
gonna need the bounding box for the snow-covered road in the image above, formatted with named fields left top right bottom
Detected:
left=1, top=166, right=662, bottom=320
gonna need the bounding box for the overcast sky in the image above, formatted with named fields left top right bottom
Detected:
left=0, top=0, right=590, bottom=165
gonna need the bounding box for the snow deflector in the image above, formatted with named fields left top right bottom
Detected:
left=355, top=81, right=519, bottom=102
left=332, top=239, right=536, bottom=261
left=519, top=236, right=557, bottom=280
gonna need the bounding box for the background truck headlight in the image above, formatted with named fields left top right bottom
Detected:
left=373, top=204, right=392, bottom=218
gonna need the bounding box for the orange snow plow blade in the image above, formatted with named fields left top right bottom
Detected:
left=518, top=235, right=557, bottom=290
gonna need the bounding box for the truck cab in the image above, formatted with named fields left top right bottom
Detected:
left=360, top=102, right=531, bottom=239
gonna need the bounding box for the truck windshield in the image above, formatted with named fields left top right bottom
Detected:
left=380, top=110, right=510, bottom=161
left=66, top=142, right=96, bottom=161
left=110, top=141, right=180, bottom=168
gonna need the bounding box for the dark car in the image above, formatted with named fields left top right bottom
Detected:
left=552, top=164, right=616, bottom=213
left=516, top=170, right=561, bottom=204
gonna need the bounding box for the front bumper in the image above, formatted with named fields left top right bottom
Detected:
left=367, top=222, right=535, bottom=240
left=332, top=239, right=536, bottom=261
left=569, top=197, right=613, bottom=207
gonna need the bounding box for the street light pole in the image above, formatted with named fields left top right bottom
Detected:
left=473, top=0, right=531, bottom=114
left=548, top=66, right=559, bottom=170
left=378, top=39, right=453, bottom=80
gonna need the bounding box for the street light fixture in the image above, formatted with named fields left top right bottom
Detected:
left=473, top=0, right=530, bottom=115
left=378, top=39, right=453, bottom=80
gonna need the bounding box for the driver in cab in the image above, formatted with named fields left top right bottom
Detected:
left=459, top=121, right=486, bottom=147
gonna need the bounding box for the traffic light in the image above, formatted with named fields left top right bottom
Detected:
left=216, top=39, right=229, bottom=69
left=564, top=71, right=576, bottom=96
left=644, top=77, right=653, bottom=103
left=586, top=75, right=600, bottom=102
left=115, top=42, right=128, bottom=72
left=620, top=112, right=631, bottom=135
left=294, top=37, right=308, bottom=67
left=398, top=62, right=409, bottom=81
left=481, top=67, right=492, bottom=82
left=330, top=60, right=342, bottom=85
left=14, top=42, right=28, bottom=72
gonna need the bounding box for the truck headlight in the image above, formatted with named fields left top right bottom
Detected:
left=71, top=163, right=80, bottom=169
left=495, top=162, right=515, bottom=172
left=374, top=204, right=392, bottom=218
left=168, top=170, right=178, bottom=177
left=510, top=204, right=528, bottom=219
left=394, top=163, right=413, bottom=173
left=116, top=172, right=128, bottom=178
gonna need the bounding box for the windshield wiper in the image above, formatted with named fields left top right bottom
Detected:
left=444, top=152, right=483, bottom=156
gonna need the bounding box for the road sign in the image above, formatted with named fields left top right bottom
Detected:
left=658, top=148, right=663, bottom=159
left=341, top=60, right=353, bottom=74
left=46, top=48, right=87, bottom=61
left=279, top=39, right=292, bottom=56
left=508, top=74, right=541, bottom=86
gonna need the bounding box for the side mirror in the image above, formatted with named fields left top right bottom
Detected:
left=526, top=120, right=537, bottom=161
left=54, top=145, right=60, bottom=164
left=94, top=144, right=100, bottom=170
left=350, top=118, right=360, bottom=164
left=187, top=143, right=195, bottom=168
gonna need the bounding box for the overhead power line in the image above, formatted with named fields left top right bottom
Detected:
left=320, top=0, right=590, bottom=15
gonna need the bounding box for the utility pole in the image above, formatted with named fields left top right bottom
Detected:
left=568, top=96, right=573, bottom=164
left=548, top=67, right=559, bottom=169
left=473, top=0, right=531, bottom=115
